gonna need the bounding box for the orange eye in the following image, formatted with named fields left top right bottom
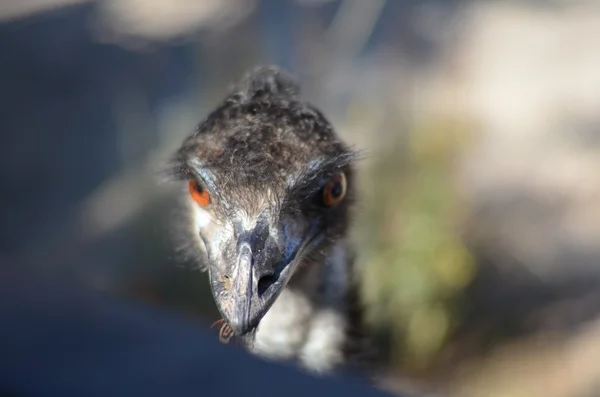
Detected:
left=323, top=172, right=347, bottom=207
left=189, top=180, right=211, bottom=207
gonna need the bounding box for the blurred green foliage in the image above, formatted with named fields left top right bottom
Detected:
left=352, top=116, right=476, bottom=371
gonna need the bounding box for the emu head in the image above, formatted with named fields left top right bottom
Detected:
left=169, top=67, right=357, bottom=338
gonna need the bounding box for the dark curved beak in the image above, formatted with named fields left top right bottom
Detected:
left=208, top=217, right=317, bottom=336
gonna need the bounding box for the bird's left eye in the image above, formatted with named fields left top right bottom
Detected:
left=323, top=172, right=347, bottom=207
left=189, top=180, right=211, bottom=207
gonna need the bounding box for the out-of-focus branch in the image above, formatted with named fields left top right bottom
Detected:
left=0, top=0, right=90, bottom=22
left=327, top=0, right=387, bottom=64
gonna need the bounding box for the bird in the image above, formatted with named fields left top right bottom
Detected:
left=166, top=66, right=376, bottom=376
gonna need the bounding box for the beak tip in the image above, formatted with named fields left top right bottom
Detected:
left=228, top=317, right=251, bottom=336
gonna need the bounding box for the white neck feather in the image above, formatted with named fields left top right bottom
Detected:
left=250, top=241, right=350, bottom=374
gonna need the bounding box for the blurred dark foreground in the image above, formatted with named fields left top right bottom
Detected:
left=0, top=260, right=393, bottom=397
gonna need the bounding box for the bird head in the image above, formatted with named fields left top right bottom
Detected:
left=169, top=67, right=357, bottom=338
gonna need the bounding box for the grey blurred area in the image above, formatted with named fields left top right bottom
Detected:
left=1, top=1, right=600, bottom=396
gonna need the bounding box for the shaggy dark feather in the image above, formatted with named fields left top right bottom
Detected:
left=169, top=67, right=352, bottom=183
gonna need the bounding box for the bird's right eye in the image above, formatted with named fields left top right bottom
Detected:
left=322, top=172, right=347, bottom=207
left=189, top=180, right=211, bottom=207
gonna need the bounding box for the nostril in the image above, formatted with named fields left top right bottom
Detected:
left=257, top=274, right=277, bottom=297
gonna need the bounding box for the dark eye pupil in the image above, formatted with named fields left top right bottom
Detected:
left=195, top=183, right=203, bottom=193
left=330, top=181, right=342, bottom=198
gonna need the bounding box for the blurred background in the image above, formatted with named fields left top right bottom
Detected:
left=1, top=0, right=600, bottom=396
